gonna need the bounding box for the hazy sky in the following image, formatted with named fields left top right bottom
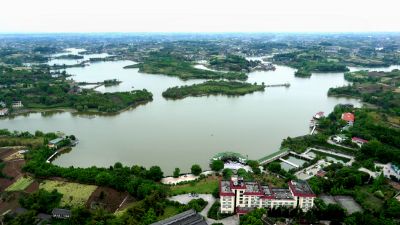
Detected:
left=1, top=0, right=400, bottom=33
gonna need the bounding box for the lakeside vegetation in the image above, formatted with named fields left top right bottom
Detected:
left=328, top=69, right=400, bottom=116
left=162, top=80, right=265, bottom=99
left=54, top=54, right=83, bottom=60
left=0, top=66, right=153, bottom=114
left=124, top=51, right=247, bottom=80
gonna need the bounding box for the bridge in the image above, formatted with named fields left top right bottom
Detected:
left=265, top=83, right=290, bottom=88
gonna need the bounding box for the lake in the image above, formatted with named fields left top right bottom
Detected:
left=0, top=49, right=366, bottom=174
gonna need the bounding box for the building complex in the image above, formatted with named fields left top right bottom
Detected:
left=220, top=177, right=316, bottom=215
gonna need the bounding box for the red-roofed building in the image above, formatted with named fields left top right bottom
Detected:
left=219, top=177, right=315, bottom=214
left=341, top=112, right=355, bottom=125
left=352, top=137, right=368, bottom=147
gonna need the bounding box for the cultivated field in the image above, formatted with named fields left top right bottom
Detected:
left=5, top=176, right=34, bottom=192
left=40, top=180, right=97, bottom=206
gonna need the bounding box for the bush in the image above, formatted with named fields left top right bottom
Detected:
left=207, top=202, right=232, bottom=220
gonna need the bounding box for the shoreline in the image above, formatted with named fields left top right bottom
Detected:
left=1, top=100, right=152, bottom=119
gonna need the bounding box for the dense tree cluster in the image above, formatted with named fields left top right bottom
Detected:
left=162, top=81, right=265, bottom=100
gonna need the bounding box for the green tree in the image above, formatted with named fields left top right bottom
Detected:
left=267, top=162, right=281, bottom=173
left=222, top=168, right=233, bottom=180
left=191, top=164, right=202, bottom=176
left=173, top=167, right=180, bottom=178
left=19, top=189, right=62, bottom=213
left=141, top=208, right=157, bottom=225
left=147, top=166, right=164, bottom=181
left=210, top=160, right=224, bottom=171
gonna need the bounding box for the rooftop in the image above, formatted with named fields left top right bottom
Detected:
left=49, top=138, right=64, bottom=145
left=288, top=180, right=316, bottom=197
left=220, top=180, right=235, bottom=196
left=150, top=209, right=207, bottom=225
left=52, top=208, right=71, bottom=216
left=244, top=182, right=262, bottom=195
left=271, top=188, right=295, bottom=200
left=341, top=112, right=355, bottom=122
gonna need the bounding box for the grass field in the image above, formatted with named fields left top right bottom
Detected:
left=40, top=180, right=97, bottom=207
left=170, top=176, right=218, bottom=195
left=5, top=176, right=34, bottom=192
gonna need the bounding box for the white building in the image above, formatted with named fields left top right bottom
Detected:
left=0, top=108, right=8, bottom=116
left=220, top=177, right=316, bottom=215
left=12, top=101, right=23, bottom=108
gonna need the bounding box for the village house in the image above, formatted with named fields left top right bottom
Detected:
left=351, top=137, right=368, bottom=147
left=0, top=108, right=8, bottom=116
left=52, top=208, right=71, bottom=219
left=332, top=134, right=347, bottom=143
left=48, top=138, right=64, bottom=149
left=341, top=112, right=355, bottom=126
left=12, top=101, right=23, bottom=108
left=219, top=177, right=316, bottom=215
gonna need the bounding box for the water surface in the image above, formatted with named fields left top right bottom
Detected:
left=1, top=51, right=362, bottom=174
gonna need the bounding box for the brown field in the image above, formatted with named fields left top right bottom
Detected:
left=0, top=159, right=25, bottom=192
left=86, top=187, right=131, bottom=212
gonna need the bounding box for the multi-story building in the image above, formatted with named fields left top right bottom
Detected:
left=220, top=177, right=316, bottom=215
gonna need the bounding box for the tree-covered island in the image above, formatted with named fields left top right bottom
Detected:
left=123, top=52, right=247, bottom=80
left=162, top=80, right=265, bottom=99
left=0, top=66, right=153, bottom=114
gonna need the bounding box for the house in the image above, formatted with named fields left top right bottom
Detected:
left=48, top=138, right=64, bottom=148
left=352, top=137, right=368, bottom=147
left=0, top=108, right=8, bottom=116
left=219, top=177, right=315, bottom=215
left=52, top=208, right=71, bottom=219
left=314, top=111, right=325, bottom=119
left=150, top=209, right=207, bottom=225
left=12, top=101, right=23, bottom=108
left=341, top=112, right=355, bottom=126
left=37, top=213, right=52, bottom=224
left=332, top=134, right=347, bottom=143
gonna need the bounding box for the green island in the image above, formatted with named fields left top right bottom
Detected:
left=0, top=66, right=152, bottom=114
left=103, top=79, right=122, bottom=87
left=54, top=54, right=83, bottom=60
left=124, top=52, right=247, bottom=80
left=162, top=80, right=265, bottom=99
left=209, top=54, right=263, bottom=72
left=273, top=51, right=350, bottom=77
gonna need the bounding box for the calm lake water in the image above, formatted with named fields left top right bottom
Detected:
left=0, top=50, right=369, bottom=174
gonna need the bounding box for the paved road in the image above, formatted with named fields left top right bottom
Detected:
left=168, top=194, right=239, bottom=225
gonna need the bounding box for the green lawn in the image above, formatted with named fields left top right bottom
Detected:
left=5, top=176, right=34, bottom=192
left=158, top=205, right=181, bottom=220
left=40, top=180, right=97, bottom=207
left=170, top=176, right=218, bottom=195
left=355, top=187, right=383, bottom=213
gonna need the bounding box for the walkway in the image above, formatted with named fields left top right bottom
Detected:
left=279, top=158, right=299, bottom=168
left=259, top=148, right=289, bottom=165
